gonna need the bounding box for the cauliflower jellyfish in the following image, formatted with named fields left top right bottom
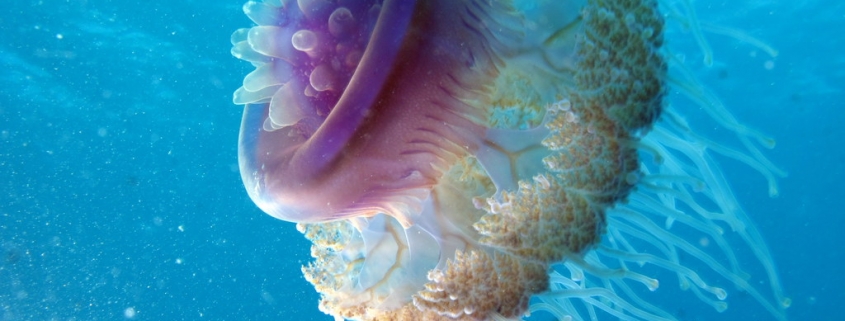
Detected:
left=231, top=0, right=789, bottom=320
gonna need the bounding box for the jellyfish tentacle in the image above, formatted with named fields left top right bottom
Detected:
left=663, top=0, right=713, bottom=66
left=666, top=59, right=788, bottom=184
left=544, top=270, right=676, bottom=321
left=700, top=22, right=779, bottom=58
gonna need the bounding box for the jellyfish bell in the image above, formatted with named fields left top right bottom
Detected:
left=236, top=0, right=550, bottom=226
left=232, top=0, right=789, bottom=320
left=238, top=0, right=418, bottom=223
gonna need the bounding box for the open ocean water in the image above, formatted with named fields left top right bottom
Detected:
left=0, top=0, right=842, bottom=320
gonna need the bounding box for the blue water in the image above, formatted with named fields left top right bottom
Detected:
left=0, top=1, right=842, bottom=320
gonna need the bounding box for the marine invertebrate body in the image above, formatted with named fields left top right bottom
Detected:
left=232, top=0, right=789, bottom=320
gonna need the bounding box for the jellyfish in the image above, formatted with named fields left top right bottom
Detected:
left=231, top=0, right=790, bottom=320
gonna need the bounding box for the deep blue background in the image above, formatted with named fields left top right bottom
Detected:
left=1, top=1, right=842, bottom=320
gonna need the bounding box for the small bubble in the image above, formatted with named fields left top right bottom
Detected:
left=764, top=60, right=775, bottom=70
left=556, top=99, right=571, bottom=111
left=625, top=172, right=639, bottom=185
left=291, top=29, right=318, bottom=52
left=124, top=307, right=136, bottom=319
